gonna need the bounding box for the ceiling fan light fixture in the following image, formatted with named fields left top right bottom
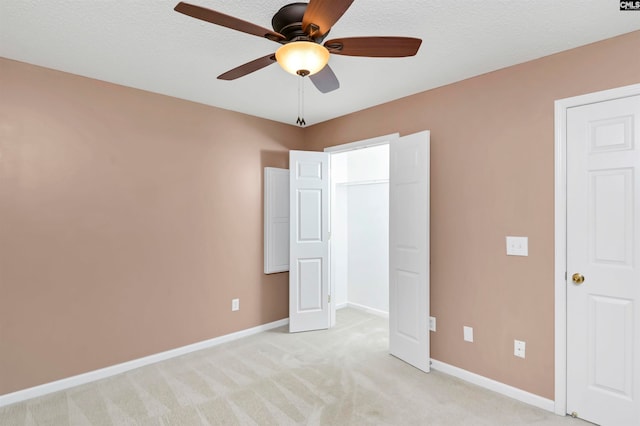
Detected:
left=275, top=41, right=330, bottom=77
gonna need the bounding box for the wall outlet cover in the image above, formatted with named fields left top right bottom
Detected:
left=463, top=326, right=473, bottom=342
left=231, top=298, right=240, bottom=311
left=506, top=236, right=528, bottom=256
left=429, top=316, right=436, bottom=332
left=514, top=339, right=526, bottom=358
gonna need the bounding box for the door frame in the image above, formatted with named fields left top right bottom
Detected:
left=324, top=133, right=399, bottom=326
left=324, top=133, right=399, bottom=154
left=553, top=82, right=640, bottom=416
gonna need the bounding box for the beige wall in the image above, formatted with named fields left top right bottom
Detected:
left=0, top=58, right=304, bottom=395
left=305, top=30, right=640, bottom=399
left=1, top=30, right=639, bottom=400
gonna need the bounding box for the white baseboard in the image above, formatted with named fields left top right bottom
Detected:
left=346, top=302, right=389, bottom=318
left=430, top=359, right=555, bottom=413
left=0, top=318, right=289, bottom=408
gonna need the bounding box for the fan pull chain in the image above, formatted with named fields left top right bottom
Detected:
left=296, top=76, right=306, bottom=127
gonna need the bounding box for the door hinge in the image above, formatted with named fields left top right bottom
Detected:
left=565, top=271, right=567, bottom=281
left=328, top=294, right=331, bottom=303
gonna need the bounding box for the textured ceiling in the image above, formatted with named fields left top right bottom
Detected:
left=1, top=1, right=639, bottom=126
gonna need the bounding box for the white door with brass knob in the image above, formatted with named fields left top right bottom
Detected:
left=566, top=93, right=640, bottom=425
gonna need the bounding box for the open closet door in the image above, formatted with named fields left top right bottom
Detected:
left=389, top=131, right=430, bottom=372
left=289, top=150, right=330, bottom=333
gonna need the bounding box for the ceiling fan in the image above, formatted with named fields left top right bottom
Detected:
left=174, top=0, right=422, bottom=94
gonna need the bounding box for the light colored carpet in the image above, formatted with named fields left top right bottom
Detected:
left=0, top=308, right=588, bottom=425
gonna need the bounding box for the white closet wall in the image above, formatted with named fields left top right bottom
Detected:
left=347, top=182, right=389, bottom=312
left=331, top=153, right=349, bottom=307
left=332, top=145, right=389, bottom=313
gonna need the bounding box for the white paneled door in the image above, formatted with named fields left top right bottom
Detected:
left=289, top=150, right=330, bottom=333
left=389, top=131, right=430, bottom=372
left=566, top=94, right=640, bottom=425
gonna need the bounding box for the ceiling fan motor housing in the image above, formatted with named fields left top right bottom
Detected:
left=272, top=3, right=327, bottom=42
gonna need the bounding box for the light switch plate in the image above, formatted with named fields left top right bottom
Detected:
left=506, top=236, right=528, bottom=256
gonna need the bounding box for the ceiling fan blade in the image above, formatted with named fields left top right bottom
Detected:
left=174, top=2, right=285, bottom=42
left=325, top=37, right=422, bottom=57
left=302, top=0, right=355, bottom=38
left=309, top=65, right=340, bottom=93
left=217, top=54, right=277, bottom=80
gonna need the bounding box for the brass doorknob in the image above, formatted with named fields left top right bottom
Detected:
left=572, top=273, right=585, bottom=284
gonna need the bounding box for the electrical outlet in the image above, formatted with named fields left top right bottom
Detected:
left=514, top=340, right=526, bottom=358
left=429, top=316, right=436, bottom=332
left=464, top=326, right=473, bottom=342
left=231, top=298, right=240, bottom=311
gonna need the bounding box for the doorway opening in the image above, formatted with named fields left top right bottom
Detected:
left=330, top=144, right=390, bottom=324
left=325, top=134, right=396, bottom=326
